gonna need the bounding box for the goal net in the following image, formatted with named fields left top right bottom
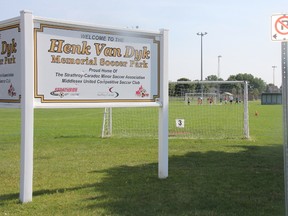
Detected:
left=184, top=93, right=217, bottom=105
left=101, top=81, right=249, bottom=139
left=102, top=106, right=158, bottom=138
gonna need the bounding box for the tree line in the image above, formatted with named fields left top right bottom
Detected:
left=169, top=73, right=280, bottom=100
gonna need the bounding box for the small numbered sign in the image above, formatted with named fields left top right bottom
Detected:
left=271, top=14, right=288, bottom=41
left=176, top=119, right=185, bottom=128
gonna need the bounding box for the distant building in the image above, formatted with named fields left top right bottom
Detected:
left=261, top=93, right=282, bottom=105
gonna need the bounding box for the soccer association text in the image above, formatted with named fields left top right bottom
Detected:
left=56, top=70, right=145, bottom=85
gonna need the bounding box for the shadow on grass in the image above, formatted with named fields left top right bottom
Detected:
left=0, top=183, right=98, bottom=205
left=54, top=135, right=100, bottom=139
left=0, top=145, right=285, bottom=215
left=86, top=145, right=285, bottom=216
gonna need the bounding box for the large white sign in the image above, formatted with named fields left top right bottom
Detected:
left=1, top=11, right=167, bottom=203
left=271, top=14, right=288, bottom=41
left=34, top=24, right=160, bottom=103
left=0, top=24, right=21, bottom=103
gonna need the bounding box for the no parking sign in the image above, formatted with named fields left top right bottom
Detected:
left=271, top=14, right=288, bottom=41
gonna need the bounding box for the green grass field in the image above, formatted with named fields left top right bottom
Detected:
left=0, top=101, right=285, bottom=215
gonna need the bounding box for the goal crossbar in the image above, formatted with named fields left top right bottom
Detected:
left=170, top=80, right=247, bottom=84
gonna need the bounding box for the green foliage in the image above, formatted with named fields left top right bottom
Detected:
left=205, top=75, right=219, bottom=81
left=169, top=82, right=176, bottom=96
left=174, top=78, right=195, bottom=96
left=227, top=73, right=266, bottom=98
left=169, top=73, right=266, bottom=99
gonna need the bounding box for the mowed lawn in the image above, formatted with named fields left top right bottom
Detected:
left=0, top=101, right=285, bottom=216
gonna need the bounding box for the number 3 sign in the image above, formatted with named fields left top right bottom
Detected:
left=176, top=119, right=185, bottom=128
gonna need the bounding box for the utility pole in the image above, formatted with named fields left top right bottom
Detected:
left=217, top=55, right=222, bottom=101
left=272, top=65, right=277, bottom=86
left=218, top=55, right=222, bottom=79
left=197, top=32, right=207, bottom=98
left=197, top=32, right=208, bottom=81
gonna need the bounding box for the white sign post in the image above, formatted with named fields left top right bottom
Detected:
left=158, top=29, right=168, bottom=178
left=19, top=10, right=34, bottom=203
left=0, top=11, right=168, bottom=203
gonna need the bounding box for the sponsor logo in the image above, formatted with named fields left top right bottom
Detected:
left=97, top=87, right=119, bottom=98
left=109, top=87, right=119, bottom=98
left=136, top=85, right=149, bottom=97
left=8, top=84, right=16, bottom=97
left=50, top=87, right=79, bottom=98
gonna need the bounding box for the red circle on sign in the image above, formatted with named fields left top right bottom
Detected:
left=275, top=15, right=288, bottom=35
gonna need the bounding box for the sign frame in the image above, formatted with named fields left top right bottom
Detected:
left=33, top=22, right=161, bottom=105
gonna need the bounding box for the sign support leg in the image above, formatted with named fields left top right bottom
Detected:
left=158, top=29, right=169, bottom=179
left=19, top=10, right=34, bottom=203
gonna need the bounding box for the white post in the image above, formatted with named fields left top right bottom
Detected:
left=243, top=81, right=249, bottom=139
left=158, top=29, right=169, bottom=179
left=19, top=10, right=34, bottom=203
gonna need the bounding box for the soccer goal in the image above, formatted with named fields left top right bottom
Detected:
left=101, top=107, right=112, bottom=138
left=169, top=80, right=249, bottom=139
left=101, top=106, right=158, bottom=138
left=102, top=81, right=249, bottom=139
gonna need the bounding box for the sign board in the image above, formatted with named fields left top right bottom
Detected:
left=271, top=14, right=288, bottom=41
left=0, top=24, right=21, bottom=103
left=34, top=23, right=160, bottom=103
left=0, top=11, right=168, bottom=203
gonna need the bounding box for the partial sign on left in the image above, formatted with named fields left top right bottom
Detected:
left=0, top=24, right=21, bottom=103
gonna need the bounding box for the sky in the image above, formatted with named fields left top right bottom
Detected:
left=0, top=0, right=287, bottom=87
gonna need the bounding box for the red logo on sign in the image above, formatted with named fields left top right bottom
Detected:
left=275, top=15, right=288, bottom=35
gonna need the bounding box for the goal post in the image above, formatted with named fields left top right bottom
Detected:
left=101, top=107, right=112, bottom=138
left=171, top=80, right=249, bottom=139
left=243, top=81, right=249, bottom=138
left=102, top=81, right=249, bottom=139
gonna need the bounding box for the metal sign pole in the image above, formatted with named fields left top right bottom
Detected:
left=271, top=13, right=288, bottom=215
left=282, top=41, right=288, bottom=216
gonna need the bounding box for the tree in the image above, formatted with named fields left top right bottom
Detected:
left=205, top=75, right=223, bottom=81
left=251, top=88, right=259, bottom=100
left=265, top=83, right=280, bottom=93
left=205, top=75, right=218, bottom=81
left=174, top=78, right=195, bottom=96
left=227, top=73, right=266, bottom=99
left=169, top=82, right=176, bottom=96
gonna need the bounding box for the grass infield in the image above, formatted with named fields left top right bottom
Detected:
left=0, top=101, right=285, bottom=215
